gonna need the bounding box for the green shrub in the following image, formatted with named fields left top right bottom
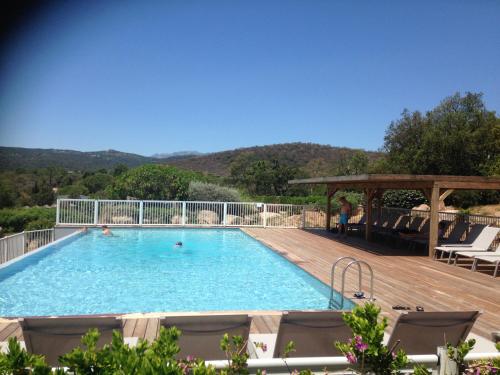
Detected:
left=188, top=181, right=241, bottom=202
left=382, top=190, right=426, bottom=209
left=107, top=164, right=208, bottom=201
left=0, top=207, right=56, bottom=235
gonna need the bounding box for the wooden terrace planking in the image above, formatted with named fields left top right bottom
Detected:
left=242, top=228, right=500, bottom=340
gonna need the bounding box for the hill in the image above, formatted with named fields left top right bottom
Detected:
left=162, top=143, right=381, bottom=176
left=0, top=147, right=154, bottom=171
left=0, top=143, right=381, bottom=176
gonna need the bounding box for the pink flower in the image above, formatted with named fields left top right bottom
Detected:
left=346, top=352, right=357, bottom=364
left=353, top=335, right=368, bottom=352
left=186, top=355, right=195, bottom=362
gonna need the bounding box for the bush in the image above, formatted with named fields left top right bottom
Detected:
left=383, top=190, right=427, bottom=209
left=107, top=165, right=206, bottom=201
left=188, top=181, right=241, bottom=202
left=0, top=207, right=56, bottom=235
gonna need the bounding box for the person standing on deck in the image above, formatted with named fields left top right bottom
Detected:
left=338, top=196, right=352, bottom=237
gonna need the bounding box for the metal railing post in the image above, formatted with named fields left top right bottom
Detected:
left=22, top=231, right=27, bottom=254
left=56, top=199, right=60, bottom=225
left=223, top=202, right=227, bottom=227
left=438, top=346, right=457, bottom=375
left=301, top=207, right=306, bottom=229
left=182, top=202, right=186, bottom=226
left=263, top=204, right=267, bottom=228
left=94, top=200, right=99, bottom=225
left=139, top=201, right=144, bottom=225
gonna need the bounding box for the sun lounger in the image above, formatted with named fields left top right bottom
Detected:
left=387, top=311, right=480, bottom=355
left=455, top=244, right=500, bottom=277
left=440, top=221, right=468, bottom=245
left=159, top=314, right=251, bottom=360
left=434, top=226, right=500, bottom=263
left=19, top=315, right=123, bottom=366
left=273, top=310, right=351, bottom=358
left=463, top=224, right=487, bottom=244
left=471, top=251, right=500, bottom=277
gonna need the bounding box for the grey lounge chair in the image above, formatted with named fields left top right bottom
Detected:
left=434, top=226, right=500, bottom=263
left=273, top=310, right=351, bottom=358
left=454, top=243, right=500, bottom=265
left=160, top=314, right=251, bottom=360
left=387, top=311, right=480, bottom=355
left=19, top=315, right=122, bottom=366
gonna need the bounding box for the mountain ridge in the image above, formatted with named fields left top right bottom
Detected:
left=0, top=143, right=381, bottom=176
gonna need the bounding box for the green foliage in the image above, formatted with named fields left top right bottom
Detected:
left=188, top=181, right=241, bottom=202
left=220, top=334, right=249, bottom=375
left=82, top=173, right=114, bottom=194
left=108, top=165, right=203, bottom=200
left=382, top=190, right=427, bottom=209
left=0, top=181, right=16, bottom=208
left=112, top=164, right=129, bottom=177
left=0, top=337, right=52, bottom=375
left=335, top=303, right=408, bottom=375
left=383, top=92, right=500, bottom=176
left=57, top=184, right=89, bottom=199
left=0, top=207, right=56, bottom=235
left=446, top=339, right=475, bottom=370
left=229, top=159, right=299, bottom=196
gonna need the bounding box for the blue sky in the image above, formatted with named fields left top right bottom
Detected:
left=0, top=0, right=499, bottom=156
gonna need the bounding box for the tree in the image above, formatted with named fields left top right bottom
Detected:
left=383, top=92, right=500, bottom=176
left=0, top=181, right=16, bottom=208
left=82, top=173, right=114, bottom=194
left=112, top=164, right=129, bottom=177
left=108, top=165, right=192, bottom=200
left=229, top=159, right=298, bottom=196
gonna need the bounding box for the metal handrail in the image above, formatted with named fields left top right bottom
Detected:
left=340, top=260, right=374, bottom=309
left=329, top=256, right=361, bottom=309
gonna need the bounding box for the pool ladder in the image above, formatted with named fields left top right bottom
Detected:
left=328, top=256, right=374, bottom=309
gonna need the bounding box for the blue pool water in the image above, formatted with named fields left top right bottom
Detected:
left=0, top=229, right=353, bottom=316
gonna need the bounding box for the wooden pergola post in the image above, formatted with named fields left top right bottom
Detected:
left=365, top=188, right=375, bottom=241
left=325, top=185, right=336, bottom=231
left=428, top=184, right=440, bottom=258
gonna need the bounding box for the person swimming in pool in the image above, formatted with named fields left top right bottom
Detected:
left=102, top=225, right=112, bottom=236
left=174, top=241, right=183, bottom=247
left=338, top=196, right=352, bottom=237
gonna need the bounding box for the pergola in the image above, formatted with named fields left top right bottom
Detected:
left=289, top=174, right=500, bottom=257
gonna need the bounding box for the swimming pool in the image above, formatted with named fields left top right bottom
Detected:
left=0, top=228, right=354, bottom=316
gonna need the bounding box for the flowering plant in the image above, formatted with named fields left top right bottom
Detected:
left=335, top=303, right=408, bottom=375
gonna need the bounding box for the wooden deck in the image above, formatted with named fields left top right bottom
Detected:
left=1, top=227, right=498, bottom=344
left=242, top=228, right=500, bottom=340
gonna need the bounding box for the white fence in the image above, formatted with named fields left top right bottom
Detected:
left=56, top=199, right=309, bottom=228
left=0, top=229, right=54, bottom=265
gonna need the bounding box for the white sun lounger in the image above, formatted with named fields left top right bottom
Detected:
left=434, top=226, right=500, bottom=263
left=466, top=244, right=500, bottom=277
left=454, top=243, right=500, bottom=265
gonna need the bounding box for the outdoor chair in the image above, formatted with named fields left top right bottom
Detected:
left=463, top=224, right=487, bottom=244
left=159, top=314, right=251, bottom=360
left=19, top=315, right=123, bottom=366
left=273, top=310, right=351, bottom=358
left=434, top=226, right=500, bottom=263
left=440, top=221, right=469, bottom=245
left=457, top=244, right=500, bottom=277
left=387, top=311, right=480, bottom=355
